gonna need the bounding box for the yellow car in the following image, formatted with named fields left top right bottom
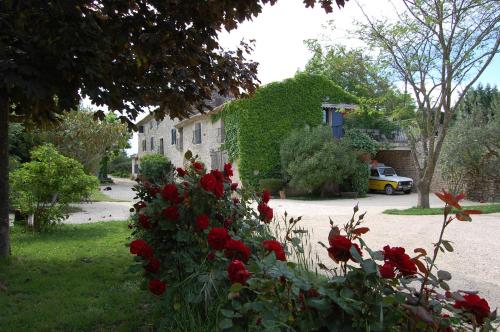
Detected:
left=369, top=165, right=413, bottom=195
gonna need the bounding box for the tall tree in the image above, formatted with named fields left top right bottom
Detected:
left=0, top=0, right=348, bottom=256
left=303, top=40, right=415, bottom=119
left=356, top=0, right=499, bottom=207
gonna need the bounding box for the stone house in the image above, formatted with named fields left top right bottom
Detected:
left=132, top=97, right=241, bottom=184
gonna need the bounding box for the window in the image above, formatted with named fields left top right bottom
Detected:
left=149, top=121, right=153, bottom=129
left=171, top=128, right=177, bottom=145
left=193, top=123, right=202, bottom=144
left=150, top=137, right=154, bottom=151
left=159, top=138, right=164, bottom=155
left=176, top=128, right=183, bottom=150
left=370, top=169, right=379, bottom=177
left=142, top=140, right=147, bottom=151
left=138, top=126, right=144, bottom=133
left=217, top=120, right=225, bottom=143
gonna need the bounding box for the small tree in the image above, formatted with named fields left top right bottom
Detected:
left=357, top=0, right=499, bottom=207
left=139, top=154, right=174, bottom=185
left=9, top=145, right=99, bottom=231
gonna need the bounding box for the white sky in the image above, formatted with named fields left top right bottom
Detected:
left=120, top=0, right=499, bottom=155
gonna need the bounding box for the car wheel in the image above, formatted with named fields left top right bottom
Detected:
left=384, top=185, right=394, bottom=195
left=403, top=190, right=411, bottom=194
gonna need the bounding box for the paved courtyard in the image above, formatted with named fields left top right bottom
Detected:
left=67, top=179, right=500, bottom=309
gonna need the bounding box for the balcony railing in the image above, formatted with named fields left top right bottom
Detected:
left=359, top=128, right=409, bottom=146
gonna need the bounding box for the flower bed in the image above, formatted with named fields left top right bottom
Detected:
left=128, top=155, right=498, bottom=331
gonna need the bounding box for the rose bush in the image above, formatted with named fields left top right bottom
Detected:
left=129, top=154, right=498, bottom=331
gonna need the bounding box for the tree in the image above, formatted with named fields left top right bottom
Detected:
left=1, top=0, right=349, bottom=256
left=41, top=109, right=130, bottom=175
left=9, top=145, right=99, bottom=231
left=356, top=0, right=500, bottom=207
left=303, top=41, right=415, bottom=119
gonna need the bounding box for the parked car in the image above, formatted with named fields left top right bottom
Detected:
left=368, top=164, right=413, bottom=195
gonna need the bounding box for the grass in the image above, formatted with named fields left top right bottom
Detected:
left=88, top=190, right=128, bottom=202
left=383, top=203, right=500, bottom=215
left=0, top=221, right=163, bottom=331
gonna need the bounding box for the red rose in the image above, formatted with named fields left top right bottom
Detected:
left=262, top=190, right=270, bottom=204
left=379, top=262, right=396, bottom=279
left=130, top=239, right=153, bottom=259
left=162, top=206, right=179, bottom=221
left=227, top=260, right=251, bottom=284
left=148, top=279, right=166, bottom=295
left=230, top=183, right=238, bottom=191
left=224, top=163, right=233, bottom=178
left=233, top=198, right=240, bottom=204
left=207, top=251, right=216, bottom=261
left=207, top=227, right=229, bottom=250
left=134, top=201, right=147, bottom=211
left=454, top=293, right=490, bottom=324
left=145, top=257, right=161, bottom=273
left=262, top=240, right=286, bottom=261
left=192, top=162, right=204, bottom=171
left=257, top=203, right=273, bottom=222
left=176, top=167, right=187, bottom=177
left=161, top=184, right=180, bottom=203
left=211, top=169, right=224, bottom=183
left=200, top=173, right=224, bottom=198
left=327, top=235, right=362, bottom=263
left=195, top=214, right=210, bottom=231
left=382, top=245, right=417, bottom=276
left=224, top=239, right=251, bottom=262
left=138, top=214, right=152, bottom=229
left=223, top=218, right=233, bottom=229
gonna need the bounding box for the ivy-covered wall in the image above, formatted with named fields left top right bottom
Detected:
left=214, top=73, right=358, bottom=186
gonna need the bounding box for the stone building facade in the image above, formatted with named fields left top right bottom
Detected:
left=132, top=101, right=241, bottom=184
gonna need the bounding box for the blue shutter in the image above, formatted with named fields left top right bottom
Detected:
left=332, top=111, right=344, bottom=138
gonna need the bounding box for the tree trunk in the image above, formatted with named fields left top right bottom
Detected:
left=417, top=179, right=431, bottom=208
left=0, top=90, right=10, bottom=257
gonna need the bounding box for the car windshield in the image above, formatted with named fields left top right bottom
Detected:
left=380, top=167, right=396, bottom=176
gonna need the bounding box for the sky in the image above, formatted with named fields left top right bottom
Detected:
left=125, top=0, right=499, bottom=155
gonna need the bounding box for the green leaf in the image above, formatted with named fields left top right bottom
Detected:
left=437, top=270, right=452, bottom=281
left=442, top=240, right=454, bottom=252
left=229, top=283, right=243, bottom=293
left=219, top=318, right=233, bottom=330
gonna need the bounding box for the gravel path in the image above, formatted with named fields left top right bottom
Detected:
left=269, top=194, right=500, bottom=309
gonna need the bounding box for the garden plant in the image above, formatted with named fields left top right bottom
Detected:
left=128, top=153, right=498, bottom=331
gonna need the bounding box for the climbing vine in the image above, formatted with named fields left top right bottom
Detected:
left=213, top=73, right=358, bottom=186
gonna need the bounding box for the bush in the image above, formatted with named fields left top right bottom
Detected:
left=281, top=125, right=362, bottom=195
left=9, top=144, right=98, bottom=231
left=349, top=161, right=370, bottom=196
left=139, top=153, right=173, bottom=185
left=343, top=128, right=381, bottom=157
left=109, top=152, right=132, bottom=178
left=128, top=161, right=498, bottom=331
left=258, top=178, right=284, bottom=195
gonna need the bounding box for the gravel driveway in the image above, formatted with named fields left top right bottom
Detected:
left=269, top=193, right=500, bottom=309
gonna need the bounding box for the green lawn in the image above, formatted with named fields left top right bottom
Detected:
left=0, top=221, right=163, bottom=331
left=89, top=190, right=128, bottom=202
left=383, top=203, right=500, bottom=215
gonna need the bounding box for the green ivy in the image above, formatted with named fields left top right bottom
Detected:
left=213, top=73, right=357, bottom=186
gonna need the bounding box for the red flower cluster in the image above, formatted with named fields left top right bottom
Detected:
left=258, top=203, right=273, bottom=222
left=145, top=257, right=161, bottom=273
left=130, top=239, right=153, bottom=258
left=224, top=239, right=251, bottom=262
left=262, top=190, right=270, bottom=203
left=207, top=227, right=230, bottom=250
left=224, top=163, right=233, bottom=178
left=230, top=183, right=238, bottom=191
left=195, top=214, right=210, bottom=231
left=162, top=206, right=179, bottom=221
left=327, top=235, right=362, bottom=263
left=192, top=162, right=204, bottom=172
left=227, top=259, right=251, bottom=284
left=200, top=172, right=224, bottom=198
left=262, top=240, right=286, bottom=261
left=454, top=293, right=491, bottom=324
left=176, top=167, right=187, bottom=177
left=381, top=245, right=417, bottom=277
left=138, top=214, right=152, bottom=229
left=148, top=279, right=166, bottom=295
left=161, top=184, right=180, bottom=204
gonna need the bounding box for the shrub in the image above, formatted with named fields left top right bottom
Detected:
left=349, top=161, right=370, bottom=196
left=109, top=152, right=132, bottom=178
left=343, top=128, right=381, bottom=157
left=139, top=153, right=173, bottom=185
left=258, top=178, right=284, bottom=195
left=129, top=161, right=498, bottom=331
left=281, top=125, right=362, bottom=195
left=9, top=144, right=98, bottom=231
